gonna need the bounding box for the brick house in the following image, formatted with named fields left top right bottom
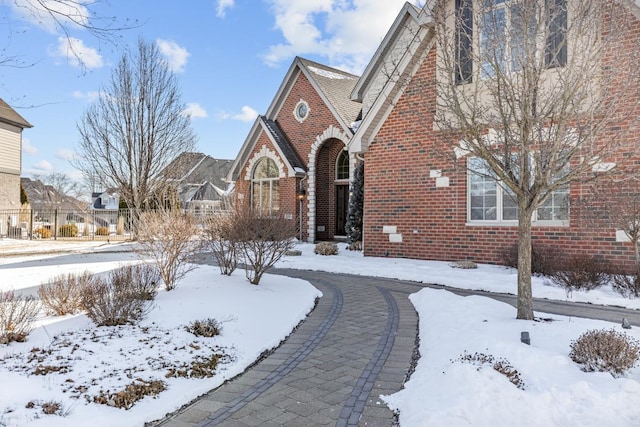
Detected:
left=227, top=57, right=361, bottom=241
left=0, top=98, right=31, bottom=234
left=349, top=1, right=640, bottom=270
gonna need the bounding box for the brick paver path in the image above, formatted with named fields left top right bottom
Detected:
left=157, top=270, right=418, bottom=427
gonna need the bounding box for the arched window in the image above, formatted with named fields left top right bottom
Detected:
left=251, top=157, right=280, bottom=215
left=336, top=151, right=349, bottom=181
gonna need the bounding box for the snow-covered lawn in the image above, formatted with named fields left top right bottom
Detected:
left=2, top=240, right=640, bottom=426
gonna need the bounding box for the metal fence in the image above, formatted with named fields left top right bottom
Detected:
left=0, top=208, right=135, bottom=241
left=0, top=207, right=232, bottom=241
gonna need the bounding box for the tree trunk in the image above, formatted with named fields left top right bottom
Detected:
left=516, top=202, right=535, bottom=320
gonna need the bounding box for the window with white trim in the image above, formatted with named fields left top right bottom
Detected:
left=335, top=151, right=349, bottom=181
left=468, top=157, right=568, bottom=223
left=251, top=157, right=280, bottom=215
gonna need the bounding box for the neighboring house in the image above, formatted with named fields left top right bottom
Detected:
left=349, top=1, right=640, bottom=270
left=227, top=58, right=361, bottom=241
left=0, top=98, right=31, bottom=236
left=163, top=152, right=233, bottom=213
left=91, top=189, right=120, bottom=210
left=21, top=177, right=86, bottom=212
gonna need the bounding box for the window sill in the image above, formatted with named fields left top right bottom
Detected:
left=465, top=220, right=569, bottom=227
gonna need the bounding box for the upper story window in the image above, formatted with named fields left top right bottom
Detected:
left=251, top=157, right=280, bottom=215
left=336, top=151, right=349, bottom=180
left=468, top=157, right=568, bottom=224
left=456, top=0, right=567, bottom=84
left=294, top=100, right=310, bottom=122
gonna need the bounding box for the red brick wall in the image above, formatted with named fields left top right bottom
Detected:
left=363, top=17, right=640, bottom=273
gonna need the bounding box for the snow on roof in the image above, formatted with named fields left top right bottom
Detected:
left=307, top=66, right=354, bottom=80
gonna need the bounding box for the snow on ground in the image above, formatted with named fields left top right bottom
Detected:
left=2, top=239, right=640, bottom=426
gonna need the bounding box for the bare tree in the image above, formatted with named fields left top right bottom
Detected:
left=74, top=39, right=197, bottom=213
left=32, top=172, right=81, bottom=204
left=2, top=0, right=136, bottom=70
left=429, top=0, right=640, bottom=319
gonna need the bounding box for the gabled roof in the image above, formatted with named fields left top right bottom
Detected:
left=163, top=152, right=233, bottom=192
left=349, top=3, right=434, bottom=153
left=265, top=56, right=361, bottom=133
left=0, top=98, right=32, bottom=129
left=227, top=116, right=307, bottom=182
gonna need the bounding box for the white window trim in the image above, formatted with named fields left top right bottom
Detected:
left=293, top=99, right=310, bottom=123
left=466, top=157, right=569, bottom=227
left=335, top=150, right=350, bottom=182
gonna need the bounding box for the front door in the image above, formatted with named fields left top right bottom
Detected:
left=335, top=184, right=349, bottom=236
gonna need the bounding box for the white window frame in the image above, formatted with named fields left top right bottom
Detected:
left=251, top=157, right=280, bottom=216
left=466, top=156, right=569, bottom=226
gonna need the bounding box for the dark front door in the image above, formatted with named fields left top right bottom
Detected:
left=335, top=184, right=349, bottom=236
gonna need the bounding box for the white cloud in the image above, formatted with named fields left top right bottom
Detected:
left=55, top=148, right=76, bottom=161
left=184, top=103, right=208, bottom=119
left=216, top=0, right=235, bottom=18
left=22, top=138, right=38, bottom=155
left=157, top=39, right=190, bottom=73
left=263, top=0, right=419, bottom=72
left=11, top=0, right=90, bottom=33
left=218, top=106, right=259, bottom=123
left=27, top=160, right=54, bottom=175
left=52, top=36, right=103, bottom=69
left=72, top=90, right=100, bottom=101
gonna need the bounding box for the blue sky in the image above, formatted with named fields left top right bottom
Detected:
left=0, top=0, right=418, bottom=182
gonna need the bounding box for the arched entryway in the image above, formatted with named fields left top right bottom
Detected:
left=315, top=138, right=349, bottom=240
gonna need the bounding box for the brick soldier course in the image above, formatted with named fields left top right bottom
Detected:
left=155, top=268, right=640, bottom=427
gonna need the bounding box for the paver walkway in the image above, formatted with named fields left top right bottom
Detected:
left=155, top=268, right=640, bottom=427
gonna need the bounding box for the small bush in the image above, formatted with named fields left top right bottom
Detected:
left=612, top=272, right=640, bottom=298
left=0, top=290, right=40, bottom=344
left=233, top=207, right=296, bottom=285
left=569, top=329, right=640, bottom=376
left=456, top=351, right=525, bottom=389
left=95, top=226, right=110, bottom=236
left=450, top=260, right=478, bottom=269
left=186, top=318, right=222, bottom=338
left=203, top=213, right=238, bottom=275
left=58, top=223, right=78, bottom=237
left=501, top=242, right=560, bottom=276
left=315, top=241, right=338, bottom=256
left=82, top=266, right=154, bottom=326
left=166, top=354, right=223, bottom=379
left=110, top=263, right=160, bottom=301
left=550, top=254, right=612, bottom=294
left=136, top=210, right=202, bottom=291
left=38, top=271, right=92, bottom=315
left=34, top=227, right=52, bottom=239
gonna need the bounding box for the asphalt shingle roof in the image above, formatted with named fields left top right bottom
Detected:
left=262, top=117, right=306, bottom=172
left=0, top=98, right=32, bottom=128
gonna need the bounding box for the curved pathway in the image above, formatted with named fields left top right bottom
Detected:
left=156, top=269, right=640, bottom=427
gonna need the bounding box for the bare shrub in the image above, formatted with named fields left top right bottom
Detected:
left=110, top=263, right=160, bottom=301
left=203, top=213, right=238, bottom=275
left=450, top=260, right=477, bottom=269
left=93, top=379, right=166, bottom=409
left=314, top=242, right=338, bottom=256
left=569, top=329, right=640, bottom=376
left=186, top=318, right=222, bottom=338
left=116, top=216, right=125, bottom=235
left=38, top=271, right=92, bottom=315
left=550, top=254, right=612, bottom=294
left=34, top=227, right=52, bottom=239
left=0, top=291, right=40, bottom=344
left=136, top=210, right=202, bottom=291
left=612, top=272, right=640, bottom=298
left=95, top=226, right=110, bottom=236
left=501, top=242, right=560, bottom=276
left=234, top=208, right=296, bottom=285
left=455, top=351, right=525, bottom=390
left=58, top=223, right=78, bottom=237
left=81, top=268, right=153, bottom=326
left=166, top=354, right=224, bottom=379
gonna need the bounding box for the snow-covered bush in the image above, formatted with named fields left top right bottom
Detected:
left=0, top=290, right=40, bottom=344
left=186, top=318, right=222, bottom=338
left=569, top=329, right=640, bottom=376
left=314, top=242, right=338, bottom=256
left=612, top=272, right=640, bottom=298
left=38, top=271, right=90, bottom=315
